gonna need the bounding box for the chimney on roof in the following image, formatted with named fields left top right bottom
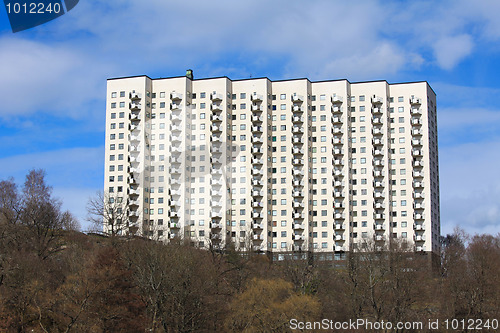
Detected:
left=186, top=69, right=193, bottom=80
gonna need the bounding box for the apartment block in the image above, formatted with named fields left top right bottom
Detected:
left=104, top=72, right=440, bottom=257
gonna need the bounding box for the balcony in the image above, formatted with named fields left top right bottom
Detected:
left=374, top=202, right=384, bottom=209
left=375, top=235, right=384, bottom=241
left=252, top=212, right=264, bottom=219
left=414, top=224, right=425, bottom=231
left=251, top=181, right=263, bottom=189
left=372, top=128, right=383, bottom=136
left=412, top=139, right=422, bottom=146
left=170, top=136, right=182, bottom=144
left=374, top=213, right=385, bottom=220
left=253, top=234, right=264, bottom=241
left=212, top=147, right=223, bottom=154
left=170, top=103, right=181, bottom=110
left=211, top=103, right=223, bottom=112
left=412, top=129, right=423, bottom=136
left=169, top=222, right=180, bottom=228
left=252, top=158, right=264, bottom=165
left=410, top=97, right=421, bottom=105
left=413, top=192, right=424, bottom=199
left=252, top=104, right=264, bottom=112
left=130, top=103, right=141, bottom=111
left=252, top=222, right=264, bottom=229
left=414, top=213, right=424, bottom=220
left=335, top=234, right=345, bottom=241
left=331, top=116, right=342, bottom=124
left=129, top=189, right=140, bottom=196
left=170, top=124, right=182, bottom=132
left=333, top=169, right=344, bottom=176
left=373, top=181, right=385, bottom=188
left=331, top=95, right=343, bottom=104
left=252, top=201, right=263, bottom=208
left=332, top=138, right=343, bottom=145
left=411, top=108, right=422, bottom=116
left=251, top=126, right=263, bottom=133
left=211, top=223, right=222, bottom=229
left=414, top=235, right=426, bottom=242
left=211, top=211, right=223, bottom=218
left=170, top=200, right=180, bottom=207
left=293, top=179, right=304, bottom=186
left=333, top=159, right=344, bottom=166
left=373, top=170, right=383, bottom=177
left=373, top=149, right=383, bottom=156
left=334, top=212, right=345, bottom=219
left=211, top=234, right=222, bottom=240
left=412, top=149, right=423, bottom=157
left=292, top=105, right=304, bottom=112
left=170, top=167, right=181, bottom=174
left=414, top=202, right=425, bottom=210
left=252, top=115, right=263, bottom=123
left=293, top=115, right=304, bottom=123
left=130, top=113, right=140, bottom=121
left=293, top=202, right=304, bottom=208
left=414, top=160, right=424, bottom=167
left=335, top=246, right=345, bottom=252
left=372, top=117, right=383, bottom=125
left=371, top=96, right=384, bottom=104
left=293, top=222, right=305, bottom=230
left=251, top=168, right=264, bottom=176
left=130, top=92, right=142, bottom=100
left=293, top=234, right=306, bottom=241
left=292, top=147, right=304, bottom=155
left=168, top=92, right=182, bottom=101
left=292, top=126, right=304, bottom=134
left=335, top=223, right=345, bottom=230
left=293, top=191, right=304, bottom=197
left=210, top=92, right=223, bottom=101
left=291, top=94, right=304, bottom=103
left=211, top=190, right=223, bottom=197
left=252, top=147, right=264, bottom=154
left=251, top=136, right=264, bottom=144
left=293, top=212, right=304, bottom=219
left=169, top=211, right=180, bottom=218
left=251, top=93, right=263, bottom=102
left=292, top=169, right=304, bottom=176
left=293, top=158, right=304, bottom=165
left=374, top=191, right=385, bottom=198
left=252, top=190, right=264, bottom=197
left=293, top=137, right=304, bottom=144
left=372, top=107, right=383, bottom=114
left=211, top=124, right=222, bottom=133
left=129, top=210, right=139, bottom=218
left=413, top=171, right=424, bottom=178
left=416, top=246, right=426, bottom=252
left=412, top=118, right=422, bottom=126
left=373, top=159, right=384, bottom=166
left=170, top=189, right=182, bottom=197
left=211, top=178, right=223, bottom=187
left=333, top=181, right=343, bottom=187
left=413, top=181, right=424, bottom=188
left=334, top=202, right=344, bottom=208
left=211, top=114, right=223, bottom=123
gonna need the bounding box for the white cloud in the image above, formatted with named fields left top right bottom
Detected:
left=433, top=34, right=473, bottom=70
left=439, top=141, right=500, bottom=236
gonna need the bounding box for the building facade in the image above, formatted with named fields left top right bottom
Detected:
left=104, top=73, right=440, bottom=256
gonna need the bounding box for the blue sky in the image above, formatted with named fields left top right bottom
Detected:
left=1, top=0, right=500, bottom=235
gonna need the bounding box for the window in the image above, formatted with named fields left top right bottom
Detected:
left=280, top=94, right=286, bottom=100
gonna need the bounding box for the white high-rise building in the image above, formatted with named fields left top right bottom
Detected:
left=104, top=71, right=440, bottom=257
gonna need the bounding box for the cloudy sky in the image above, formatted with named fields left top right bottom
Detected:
left=1, top=0, right=499, bottom=236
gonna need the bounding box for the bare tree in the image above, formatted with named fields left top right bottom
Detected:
left=86, top=191, right=138, bottom=237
